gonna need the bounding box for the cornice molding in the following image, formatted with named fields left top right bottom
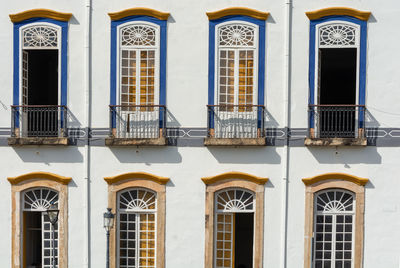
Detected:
left=206, top=7, right=269, bottom=21
left=302, top=172, right=369, bottom=186
left=202, top=171, right=268, bottom=185
left=108, top=7, right=170, bottom=21
left=8, top=171, right=72, bottom=185
left=9, top=9, right=72, bottom=23
left=305, top=7, right=371, bottom=21
left=104, top=172, right=170, bottom=185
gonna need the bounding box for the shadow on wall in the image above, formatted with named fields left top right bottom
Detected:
left=13, top=147, right=84, bottom=163
left=109, top=147, right=182, bottom=164
left=207, top=147, right=281, bottom=164
left=307, top=146, right=382, bottom=164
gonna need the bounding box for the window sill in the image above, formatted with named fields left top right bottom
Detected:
left=204, top=137, right=266, bottom=146
left=105, top=137, right=167, bottom=146
left=8, top=137, right=70, bottom=146
left=304, top=137, right=367, bottom=147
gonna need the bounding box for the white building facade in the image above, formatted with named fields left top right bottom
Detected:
left=0, top=1, right=399, bottom=268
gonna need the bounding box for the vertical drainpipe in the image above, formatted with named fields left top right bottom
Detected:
left=83, top=0, right=92, bottom=267
left=281, top=0, right=292, bottom=267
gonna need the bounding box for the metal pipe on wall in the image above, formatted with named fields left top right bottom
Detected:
left=83, top=0, right=92, bottom=267
left=281, top=0, right=292, bottom=267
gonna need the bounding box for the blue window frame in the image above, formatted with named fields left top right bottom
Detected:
left=208, top=15, right=266, bottom=107
left=308, top=16, right=367, bottom=130
left=12, top=18, right=68, bottom=107
left=207, top=15, right=266, bottom=131
left=11, top=18, right=68, bottom=131
left=110, top=16, right=167, bottom=128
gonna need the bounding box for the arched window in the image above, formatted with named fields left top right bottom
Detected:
left=9, top=10, right=71, bottom=140
left=214, top=189, right=255, bottom=268
left=206, top=9, right=268, bottom=141
left=109, top=10, right=168, bottom=140
left=216, top=23, right=257, bottom=110
left=119, top=23, right=159, bottom=109
left=306, top=8, right=370, bottom=142
left=313, top=189, right=355, bottom=268
left=302, top=172, right=368, bottom=268
left=23, top=188, right=59, bottom=268
left=117, top=188, right=157, bottom=268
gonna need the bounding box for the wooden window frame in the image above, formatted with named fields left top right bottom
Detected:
left=303, top=173, right=368, bottom=268
left=8, top=172, right=71, bottom=268
left=202, top=172, right=268, bottom=268
left=104, top=172, right=169, bottom=268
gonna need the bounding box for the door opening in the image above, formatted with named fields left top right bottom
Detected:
left=318, top=48, right=357, bottom=137
left=234, top=213, right=254, bottom=268
left=23, top=49, right=59, bottom=136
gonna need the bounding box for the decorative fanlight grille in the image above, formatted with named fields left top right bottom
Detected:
left=319, top=23, right=357, bottom=47
left=119, top=189, right=156, bottom=211
left=216, top=189, right=254, bottom=212
left=219, top=24, right=255, bottom=46
left=23, top=188, right=59, bottom=211
left=121, top=25, right=157, bottom=47
left=316, top=190, right=354, bottom=213
left=22, top=25, right=58, bottom=48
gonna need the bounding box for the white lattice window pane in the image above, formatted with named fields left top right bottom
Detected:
left=42, top=215, right=58, bottom=268
left=219, top=24, right=255, bottom=47
left=24, top=188, right=59, bottom=211
left=314, top=190, right=355, bottom=268
left=119, top=189, right=156, bottom=211
left=216, top=189, right=254, bottom=212
left=139, top=213, right=156, bottom=268
left=23, top=25, right=58, bottom=48
left=119, top=213, right=137, bottom=268
left=121, top=25, right=156, bottom=47
left=121, top=49, right=137, bottom=109
left=319, top=23, right=357, bottom=47
left=215, top=213, right=233, bottom=268
left=238, top=50, right=254, bottom=109
left=219, top=50, right=235, bottom=110
left=139, top=50, right=156, bottom=106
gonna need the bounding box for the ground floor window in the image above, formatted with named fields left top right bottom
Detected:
left=117, top=188, right=156, bottom=268
left=23, top=188, right=59, bottom=268
left=313, top=189, right=354, bottom=268
left=215, top=189, right=255, bottom=268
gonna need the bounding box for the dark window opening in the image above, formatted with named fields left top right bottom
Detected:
left=24, top=211, right=42, bottom=268
left=318, top=48, right=357, bottom=138
left=234, top=213, right=254, bottom=268
left=26, top=50, right=58, bottom=106
left=23, top=50, right=59, bottom=137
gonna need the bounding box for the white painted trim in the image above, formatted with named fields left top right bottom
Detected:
left=116, top=21, right=160, bottom=106
left=214, top=21, right=259, bottom=106
left=18, top=22, right=62, bottom=107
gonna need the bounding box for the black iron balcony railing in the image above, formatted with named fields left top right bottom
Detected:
left=308, top=104, right=366, bottom=138
left=109, top=105, right=166, bottom=139
left=11, top=105, right=68, bottom=137
left=207, top=104, right=265, bottom=138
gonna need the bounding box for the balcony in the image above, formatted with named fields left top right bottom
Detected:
left=305, top=105, right=367, bottom=146
left=105, top=105, right=167, bottom=146
left=204, top=105, right=266, bottom=146
left=8, top=105, right=69, bottom=146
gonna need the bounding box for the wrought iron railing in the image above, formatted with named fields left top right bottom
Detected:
left=207, top=105, right=265, bottom=138
left=109, top=105, right=166, bottom=138
left=11, top=105, right=68, bottom=137
left=308, top=105, right=366, bottom=138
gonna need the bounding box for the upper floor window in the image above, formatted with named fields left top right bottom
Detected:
left=306, top=8, right=371, bottom=142
left=206, top=8, right=268, bottom=142
left=9, top=10, right=71, bottom=140
left=108, top=9, right=169, bottom=141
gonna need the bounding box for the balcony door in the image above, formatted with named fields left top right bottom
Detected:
left=214, top=23, right=258, bottom=138
left=118, top=23, right=160, bottom=138
left=315, top=22, right=360, bottom=138
left=20, top=24, right=60, bottom=137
